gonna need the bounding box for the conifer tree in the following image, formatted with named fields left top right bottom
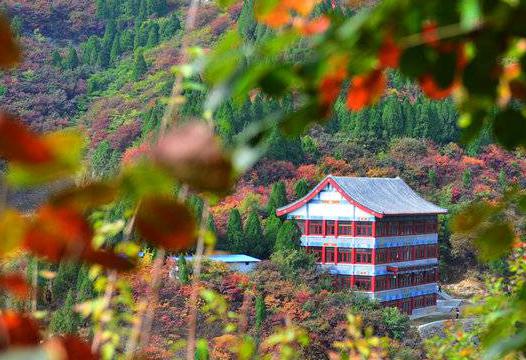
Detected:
left=428, top=169, right=437, bottom=188
left=238, top=0, right=257, bottom=40
left=207, top=214, right=217, bottom=235
left=64, top=46, right=79, bottom=70
left=146, top=23, right=160, bottom=47
left=50, top=50, right=63, bottom=67
left=53, top=261, right=79, bottom=299
left=245, top=210, right=265, bottom=258
left=76, top=265, right=94, bottom=303
left=264, top=215, right=281, bottom=257
left=132, top=50, right=148, bottom=80
left=274, top=221, right=300, bottom=252
left=498, top=169, right=507, bottom=190
left=97, top=43, right=111, bottom=68
left=267, top=181, right=287, bottom=216
left=226, top=209, right=244, bottom=253
left=294, top=178, right=309, bottom=199
left=462, top=168, right=472, bottom=189
left=161, top=13, right=181, bottom=40
left=188, top=195, right=204, bottom=223
left=255, top=295, right=266, bottom=330
left=11, top=16, right=22, bottom=37
left=49, top=291, right=80, bottom=335
left=178, top=255, right=189, bottom=284
left=110, top=35, right=121, bottom=64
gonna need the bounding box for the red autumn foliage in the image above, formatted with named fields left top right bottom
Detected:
left=0, top=311, right=41, bottom=349
left=346, top=69, right=386, bottom=111
left=0, top=113, right=54, bottom=164
left=135, top=197, right=196, bottom=251
left=122, top=141, right=151, bottom=165
left=378, top=36, right=401, bottom=68
left=0, top=274, right=31, bottom=299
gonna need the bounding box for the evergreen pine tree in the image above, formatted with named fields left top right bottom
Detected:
left=53, top=261, right=79, bottom=299
left=255, top=294, right=266, bottom=330
left=50, top=50, right=63, bottom=67
left=110, top=35, right=121, bottom=64
left=267, top=181, right=287, bottom=216
left=207, top=214, right=217, bottom=235
left=97, top=42, right=111, bottom=68
left=263, top=215, right=281, bottom=257
left=188, top=195, right=204, bottom=223
left=274, top=221, right=300, bottom=252
left=178, top=255, right=189, bottom=284
left=161, top=13, right=181, bottom=40
left=428, top=169, right=437, bottom=188
left=238, top=0, right=257, bottom=40
left=11, top=16, right=23, bottom=37
left=244, top=210, right=265, bottom=258
left=64, top=46, right=79, bottom=70
left=498, top=169, right=507, bottom=190
left=120, top=29, right=134, bottom=52
left=462, top=168, right=472, bottom=189
left=76, top=265, right=94, bottom=303
left=226, top=209, right=244, bottom=253
left=294, top=178, right=309, bottom=198
left=132, top=50, right=148, bottom=80
left=49, top=291, right=80, bottom=335
left=146, top=23, right=160, bottom=47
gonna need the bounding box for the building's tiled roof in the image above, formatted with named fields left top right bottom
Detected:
left=180, top=254, right=261, bottom=263
left=331, top=176, right=447, bottom=215
left=276, top=175, right=447, bottom=217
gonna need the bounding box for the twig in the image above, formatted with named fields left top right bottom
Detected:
left=186, top=203, right=209, bottom=360
left=91, top=270, right=117, bottom=353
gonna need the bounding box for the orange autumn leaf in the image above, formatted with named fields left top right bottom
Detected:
left=378, top=36, right=401, bottom=68
left=418, top=74, right=457, bottom=100
left=0, top=113, right=54, bottom=164
left=346, top=69, right=386, bottom=111
left=297, top=16, right=330, bottom=35
left=154, top=122, right=233, bottom=192
left=422, top=21, right=439, bottom=46
left=283, top=0, right=319, bottom=16
left=0, top=311, right=41, bottom=350
left=135, top=197, right=196, bottom=252
left=258, top=4, right=291, bottom=28
left=0, top=274, right=30, bottom=299
left=24, top=205, right=133, bottom=271
left=47, top=336, right=99, bottom=360
left=0, top=15, right=21, bottom=69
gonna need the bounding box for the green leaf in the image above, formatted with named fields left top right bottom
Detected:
left=493, top=108, right=526, bottom=150
left=216, top=0, right=237, bottom=10
left=475, top=223, right=514, bottom=261
left=459, top=0, right=481, bottom=30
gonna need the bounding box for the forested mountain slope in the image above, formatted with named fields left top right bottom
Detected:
left=0, top=0, right=520, bottom=283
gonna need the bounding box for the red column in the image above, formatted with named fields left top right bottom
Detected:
left=371, top=276, right=376, bottom=292
left=351, top=275, right=355, bottom=289
left=411, top=246, right=416, bottom=260
left=351, top=221, right=356, bottom=237
left=305, top=220, right=310, bottom=235
left=351, top=248, right=356, bottom=264
left=372, top=221, right=376, bottom=237
left=322, top=246, right=326, bottom=263
left=334, top=246, right=338, bottom=264
left=334, top=220, right=339, bottom=237
left=322, top=220, right=326, bottom=237
left=371, top=247, right=376, bottom=265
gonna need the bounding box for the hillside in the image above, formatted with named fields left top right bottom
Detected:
left=1, top=0, right=525, bottom=359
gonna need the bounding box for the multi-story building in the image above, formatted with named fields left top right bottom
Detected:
left=276, top=175, right=447, bottom=315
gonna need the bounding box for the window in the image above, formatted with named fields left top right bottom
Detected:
left=375, top=276, right=390, bottom=291
left=355, top=249, right=372, bottom=263
left=334, top=275, right=351, bottom=289
left=415, top=245, right=426, bottom=259
left=377, top=222, right=389, bottom=236
left=354, top=276, right=371, bottom=291
left=401, top=247, right=412, bottom=261
left=326, top=221, right=336, bottom=235
left=307, top=247, right=322, bottom=262
left=389, top=247, right=400, bottom=262
left=338, top=221, right=352, bottom=236
left=338, top=248, right=352, bottom=263
left=355, top=222, right=372, bottom=236
left=389, top=222, right=399, bottom=236
left=325, top=247, right=336, bottom=263
left=309, top=221, right=323, bottom=235
left=376, top=248, right=388, bottom=263
left=400, top=222, right=414, bottom=235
